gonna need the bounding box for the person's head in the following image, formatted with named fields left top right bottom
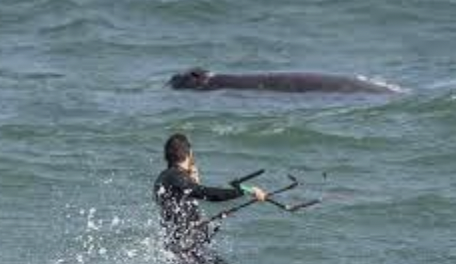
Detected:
left=164, top=133, right=192, bottom=168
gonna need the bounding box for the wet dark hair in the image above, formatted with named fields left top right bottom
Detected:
left=164, top=133, right=191, bottom=168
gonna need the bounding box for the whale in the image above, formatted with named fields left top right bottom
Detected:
left=168, top=68, right=399, bottom=94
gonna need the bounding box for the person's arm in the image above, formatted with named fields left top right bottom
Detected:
left=173, top=172, right=244, bottom=202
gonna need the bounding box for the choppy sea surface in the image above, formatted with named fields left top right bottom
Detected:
left=1, top=0, right=456, bottom=263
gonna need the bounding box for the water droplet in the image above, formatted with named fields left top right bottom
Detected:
left=111, top=216, right=121, bottom=227
left=126, top=249, right=137, bottom=258
left=158, top=186, right=166, bottom=195
left=99, top=247, right=107, bottom=255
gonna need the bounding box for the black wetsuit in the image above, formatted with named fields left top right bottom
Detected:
left=154, top=167, right=243, bottom=264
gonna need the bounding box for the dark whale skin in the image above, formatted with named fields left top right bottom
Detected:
left=168, top=68, right=399, bottom=94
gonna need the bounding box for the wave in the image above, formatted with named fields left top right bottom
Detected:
left=0, top=68, right=64, bottom=80
left=39, top=16, right=117, bottom=37
left=343, top=193, right=456, bottom=226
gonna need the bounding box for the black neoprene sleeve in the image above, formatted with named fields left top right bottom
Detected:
left=172, top=172, right=244, bottom=202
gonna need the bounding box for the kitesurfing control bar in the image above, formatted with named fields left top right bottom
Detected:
left=230, top=169, right=265, bottom=188
left=182, top=171, right=320, bottom=253
left=239, top=184, right=256, bottom=195
left=200, top=174, right=302, bottom=227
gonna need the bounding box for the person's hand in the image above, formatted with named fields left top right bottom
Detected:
left=189, top=163, right=200, bottom=184
left=186, top=151, right=201, bottom=183
left=251, top=186, right=267, bottom=201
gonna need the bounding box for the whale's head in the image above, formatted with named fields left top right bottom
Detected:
left=168, top=68, right=210, bottom=90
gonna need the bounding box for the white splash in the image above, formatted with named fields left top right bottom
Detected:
left=110, top=216, right=121, bottom=228
left=98, top=247, right=107, bottom=256
left=58, top=202, right=196, bottom=264
left=125, top=249, right=137, bottom=258
left=87, top=208, right=100, bottom=231
left=157, top=185, right=166, bottom=196
left=356, top=74, right=408, bottom=93
left=213, top=124, right=234, bottom=135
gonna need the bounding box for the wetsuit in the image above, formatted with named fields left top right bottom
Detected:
left=154, top=166, right=243, bottom=264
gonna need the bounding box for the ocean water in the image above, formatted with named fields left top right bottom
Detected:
left=1, top=0, right=456, bottom=263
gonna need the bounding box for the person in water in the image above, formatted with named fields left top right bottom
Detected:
left=154, top=133, right=267, bottom=263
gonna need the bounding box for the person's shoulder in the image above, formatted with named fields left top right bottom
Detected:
left=154, top=168, right=173, bottom=191
left=157, top=167, right=185, bottom=182
left=159, top=167, right=182, bottom=177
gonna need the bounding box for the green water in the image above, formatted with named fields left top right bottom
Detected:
left=1, top=0, right=455, bottom=263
